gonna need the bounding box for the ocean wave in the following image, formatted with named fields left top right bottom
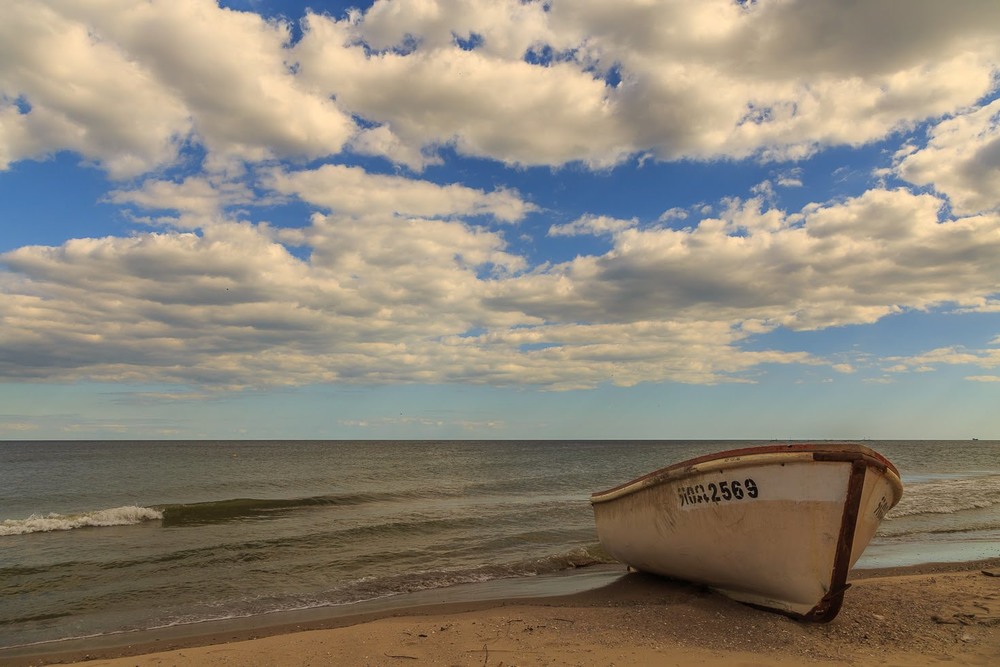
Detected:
left=877, top=519, right=1000, bottom=538
left=316, top=544, right=615, bottom=605
left=888, top=474, right=1000, bottom=519
left=2, top=491, right=449, bottom=534
left=0, top=506, right=163, bottom=536
left=157, top=489, right=448, bottom=526
left=0, top=545, right=615, bottom=649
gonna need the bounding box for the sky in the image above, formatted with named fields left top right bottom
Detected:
left=2, top=0, right=1000, bottom=441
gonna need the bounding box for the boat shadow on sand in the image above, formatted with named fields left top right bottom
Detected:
left=572, top=567, right=741, bottom=609
left=573, top=566, right=871, bottom=626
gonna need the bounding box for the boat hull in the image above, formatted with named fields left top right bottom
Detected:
left=591, top=444, right=902, bottom=621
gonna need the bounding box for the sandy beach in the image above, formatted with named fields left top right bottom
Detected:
left=5, top=558, right=997, bottom=667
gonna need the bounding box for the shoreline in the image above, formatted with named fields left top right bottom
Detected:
left=4, top=557, right=999, bottom=666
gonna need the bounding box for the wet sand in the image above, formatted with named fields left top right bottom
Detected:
left=6, top=558, right=999, bottom=666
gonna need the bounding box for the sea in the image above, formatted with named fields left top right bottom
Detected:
left=1, top=440, right=998, bottom=651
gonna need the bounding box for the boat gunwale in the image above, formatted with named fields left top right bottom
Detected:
left=590, top=443, right=902, bottom=505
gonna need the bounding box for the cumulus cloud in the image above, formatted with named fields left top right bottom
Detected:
left=284, top=0, right=1000, bottom=168
left=6, top=178, right=1000, bottom=390
left=107, top=176, right=257, bottom=217
left=61, top=0, right=356, bottom=167
left=348, top=125, right=443, bottom=172
left=549, top=215, right=636, bottom=237
left=895, top=98, right=1000, bottom=215
left=354, top=0, right=556, bottom=59
left=0, top=1, right=190, bottom=176
left=263, top=164, right=537, bottom=222
left=658, top=208, right=689, bottom=223
left=0, top=165, right=537, bottom=387
left=293, top=10, right=629, bottom=169
left=776, top=168, right=804, bottom=187
left=3, top=1, right=1000, bottom=396
left=6, top=0, right=999, bottom=175
left=489, top=190, right=1000, bottom=330
left=1, top=0, right=355, bottom=175
left=541, top=0, right=1000, bottom=162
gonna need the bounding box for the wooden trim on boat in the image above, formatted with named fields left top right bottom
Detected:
left=590, top=443, right=903, bottom=623
left=803, top=457, right=867, bottom=622
left=590, top=443, right=900, bottom=504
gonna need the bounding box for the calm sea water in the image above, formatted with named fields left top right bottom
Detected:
left=1, top=440, right=998, bottom=649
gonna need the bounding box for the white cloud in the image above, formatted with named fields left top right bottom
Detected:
left=356, top=0, right=557, bottom=59
left=776, top=168, right=804, bottom=187
left=295, top=0, right=999, bottom=168
left=8, top=178, right=1000, bottom=390
left=543, top=0, right=1000, bottom=162
left=0, top=1, right=190, bottom=177
left=436, top=320, right=816, bottom=388
left=3, top=1, right=1000, bottom=175
left=658, top=207, right=689, bottom=223
left=884, top=346, right=1000, bottom=375
left=489, top=189, right=1000, bottom=330
left=751, top=180, right=777, bottom=201
left=348, top=125, right=443, bottom=172
left=0, top=197, right=816, bottom=390
left=0, top=184, right=537, bottom=387
left=1, top=0, right=355, bottom=176
left=263, top=164, right=536, bottom=222
left=107, top=176, right=256, bottom=217
left=4, top=1, right=1000, bottom=396
left=549, top=215, right=636, bottom=237
left=58, top=0, right=357, bottom=167
left=895, top=99, right=1000, bottom=215
left=294, top=10, right=630, bottom=169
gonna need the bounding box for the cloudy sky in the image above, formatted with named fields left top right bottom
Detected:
left=2, top=0, right=1000, bottom=440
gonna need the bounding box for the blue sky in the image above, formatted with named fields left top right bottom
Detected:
left=2, top=0, right=1000, bottom=440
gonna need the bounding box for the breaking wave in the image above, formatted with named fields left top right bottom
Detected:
left=0, top=506, right=163, bottom=536
left=156, top=491, right=427, bottom=526
left=887, top=474, right=1000, bottom=519
left=1, top=489, right=467, bottom=535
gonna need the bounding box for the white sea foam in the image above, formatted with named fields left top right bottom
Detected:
left=887, top=474, right=1000, bottom=519
left=0, top=505, right=163, bottom=536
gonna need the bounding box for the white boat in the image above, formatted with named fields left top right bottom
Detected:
left=591, top=443, right=903, bottom=622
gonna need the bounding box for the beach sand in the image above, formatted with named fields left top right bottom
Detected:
left=9, top=558, right=999, bottom=666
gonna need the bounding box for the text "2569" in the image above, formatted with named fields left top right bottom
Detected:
left=679, top=479, right=759, bottom=507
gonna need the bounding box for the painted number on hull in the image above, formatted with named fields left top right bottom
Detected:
left=678, top=479, right=759, bottom=507
left=874, top=495, right=890, bottom=520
